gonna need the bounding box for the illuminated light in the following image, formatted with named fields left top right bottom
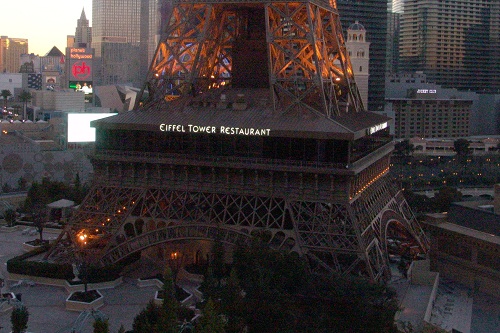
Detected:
left=79, top=235, right=85, bottom=240
left=335, top=77, right=341, bottom=81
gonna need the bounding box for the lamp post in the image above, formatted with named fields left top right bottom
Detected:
left=170, top=251, right=183, bottom=283
left=77, top=233, right=89, bottom=293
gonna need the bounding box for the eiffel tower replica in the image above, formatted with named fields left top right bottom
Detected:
left=46, top=0, right=428, bottom=281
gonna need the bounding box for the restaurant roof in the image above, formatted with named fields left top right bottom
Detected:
left=93, top=88, right=390, bottom=140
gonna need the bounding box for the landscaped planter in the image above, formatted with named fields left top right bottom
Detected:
left=0, top=225, right=18, bottom=233
left=65, top=290, right=104, bottom=311
left=154, top=287, right=192, bottom=306
left=22, top=240, right=49, bottom=252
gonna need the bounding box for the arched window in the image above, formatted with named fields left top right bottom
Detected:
left=359, top=66, right=363, bottom=72
left=359, top=34, right=363, bottom=41
left=353, top=34, right=357, bottom=40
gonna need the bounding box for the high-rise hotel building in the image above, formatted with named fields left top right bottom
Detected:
left=92, top=0, right=149, bottom=86
left=0, top=37, right=28, bottom=73
left=399, top=0, right=500, bottom=93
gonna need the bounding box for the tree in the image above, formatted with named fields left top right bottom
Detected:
left=2, top=183, right=12, bottom=193
left=402, top=189, right=433, bottom=214
left=11, top=305, right=29, bottom=333
left=17, top=177, right=28, bottom=191
left=433, top=186, right=463, bottom=213
left=196, top=298, right=226, bottom=333
left=394, top=139, right=414, bottom=157
left=1, top=89, right=12, bottom=108
left=132, top=301, right=162, bottom=333
left=93, top=317, right=109, bottom=333
left=32, top=203, right=47, bottom=242
left=211, top=233, right=226, bottom=283
left=156, top=266, right=180, bottom=333
left=454, top=138, right=471, bottom=157
left=18, top=90, right=32, bottom=121
left=4, top=208, right=17, bottom=227
left=220, top=268, right=245, bottom=333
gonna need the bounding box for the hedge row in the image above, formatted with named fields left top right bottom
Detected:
left=7, top=249, right=141, bottom=283
left=7, top=246, right=74, bottom=280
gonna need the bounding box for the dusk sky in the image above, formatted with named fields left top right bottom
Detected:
left=2, top=1, right=92, bottom=56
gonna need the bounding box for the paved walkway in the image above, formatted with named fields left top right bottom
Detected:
left=0, top=227, right=177, bottom=333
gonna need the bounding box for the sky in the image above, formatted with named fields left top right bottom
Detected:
left=2, top=1, right=93, bottom=56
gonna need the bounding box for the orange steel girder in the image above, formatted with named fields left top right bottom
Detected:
left=142, top=0, right=365, bottom=116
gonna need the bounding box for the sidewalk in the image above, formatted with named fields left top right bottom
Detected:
left=0, top=228, right=161, bottom=333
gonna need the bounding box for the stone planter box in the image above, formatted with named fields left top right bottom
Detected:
left=66, top=290, right=104, bottom=311
left=154, top=288, right=192, bottom=306
left=137, top=278, right=163, bottom=288
left=153, top=290, right=163, bottom=306
left=0, top=225, right=18, bottom=233
left=22, top=242, right=44, bottom=252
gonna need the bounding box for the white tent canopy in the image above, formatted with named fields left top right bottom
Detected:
left=47, top=199, right=75, bottom=208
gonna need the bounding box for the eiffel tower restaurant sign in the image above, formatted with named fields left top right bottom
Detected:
left=160, top=124, right=271, bottom=136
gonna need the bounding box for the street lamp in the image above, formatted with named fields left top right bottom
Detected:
left=76, top=232, right=89, bottom=293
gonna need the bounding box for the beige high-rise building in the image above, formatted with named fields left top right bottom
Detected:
left=399, top=0, right=500, bottom=93
left=92, top=0, right=146, bottom=86
left=0, top=36, right=29, bottom=73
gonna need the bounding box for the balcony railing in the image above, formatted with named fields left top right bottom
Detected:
left=91, top=149, right=353, bottom=174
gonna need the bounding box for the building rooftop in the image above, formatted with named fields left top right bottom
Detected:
left=93, top=88, right=390, bottom=140
left=434, top=222, right=500, bottom=246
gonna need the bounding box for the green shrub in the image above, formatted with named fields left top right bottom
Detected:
left=7, top=247, right=74, bottom=280
left=7, top=248, right=141, bottom=283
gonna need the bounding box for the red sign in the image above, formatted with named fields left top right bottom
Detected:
left=72, top=61, right=91, bottom=80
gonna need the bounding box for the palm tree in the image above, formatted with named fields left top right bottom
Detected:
left=18, top=90, right=32, bottom=121
left=1, top=89, right=12, bottom=109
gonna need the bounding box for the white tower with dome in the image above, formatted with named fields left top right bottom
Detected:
left=346, top=21, right=370, bottom=110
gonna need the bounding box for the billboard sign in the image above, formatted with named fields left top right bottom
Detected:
left=68, top=48, right=93, bottom=82
left=67, top=113, right=117, bottom=142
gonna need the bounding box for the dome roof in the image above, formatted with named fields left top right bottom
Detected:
left=348, top=21, right=366, bottom=31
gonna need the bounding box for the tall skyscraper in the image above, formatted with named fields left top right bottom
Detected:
left=75, top=8, right=92, bottom=48
left=92, top=0, right=150, bottom=86
left=147, top=0, right=172, bottom=68
left=0, top=36, right=28, bottom=73
left=386, top=0, right=404, bottom=74
left=337, top=0, right=388, bottom=112
left=400, top=0, right=500, bottom=93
